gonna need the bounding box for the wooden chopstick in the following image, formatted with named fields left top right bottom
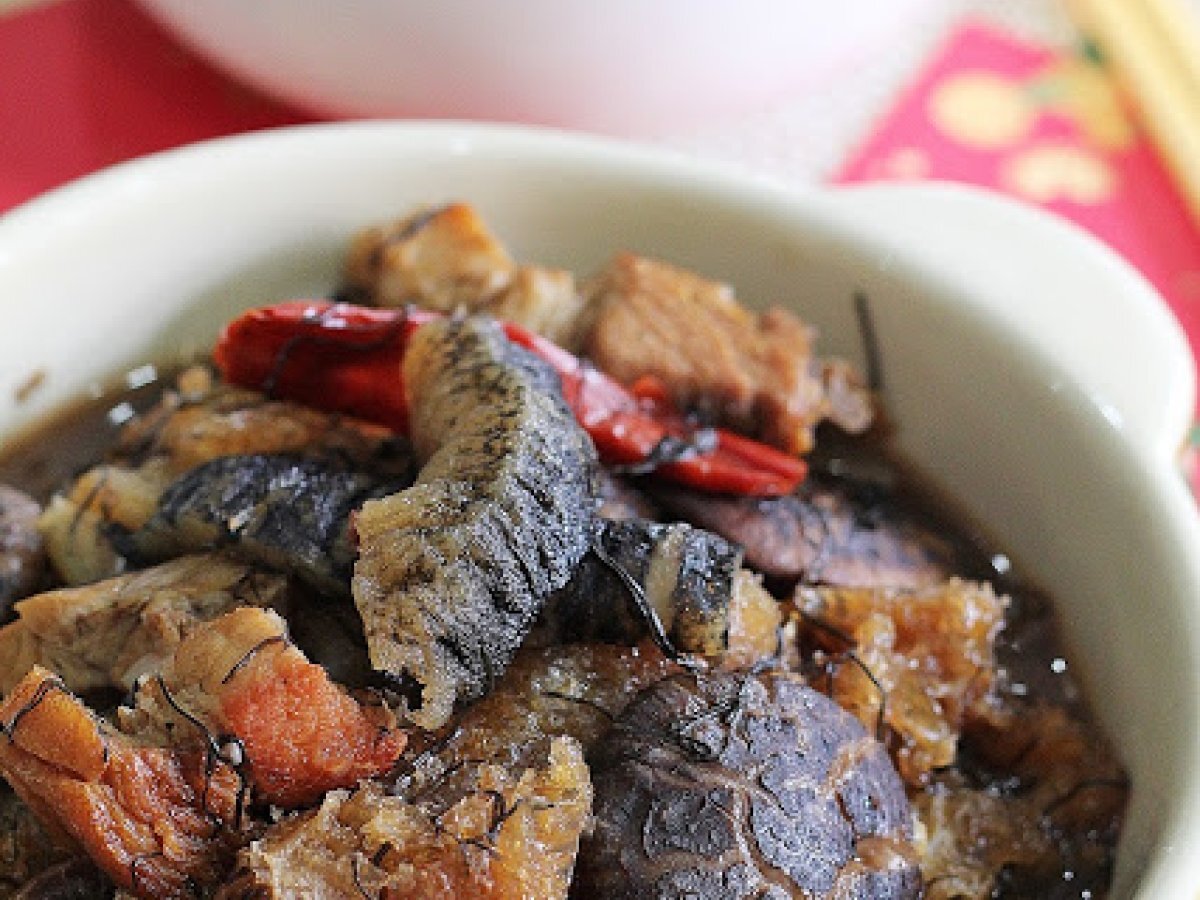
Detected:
left=1066, top=0, right=1200, bottom=232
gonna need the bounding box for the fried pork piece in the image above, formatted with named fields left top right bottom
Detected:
left=0, top=487, right=45, bottom=620
left=0, top=555, right=290, bottom=697
left=122, top=607, right=406, bottom=809
left=344, top=203, right=588, bottom=348
left=654, top=474, right=958, bottom=588
left=584, top=252, right=873, bottom=454
left=795, top=579, right=1007, bottom=786
left=0, top=667, right=246, bottom=898
left=218, top=643, right=676, bottom=899
left=353, top=317, right=598, bottom=730
left=918, top=704, right=1127, bottom=899
left=39, top=379, right=413, bottom=586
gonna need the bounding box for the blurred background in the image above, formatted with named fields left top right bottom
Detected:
left=2, top=0, right=1199, bottom=375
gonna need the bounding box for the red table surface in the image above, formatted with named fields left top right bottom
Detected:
left=0, top=0, right=313, bottom=213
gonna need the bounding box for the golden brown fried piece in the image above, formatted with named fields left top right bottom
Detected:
left=915, top=785, right=1052, bottom=900
left=584, top=253, right=873, bottom=454
left=218, top=643, right=677, bottom=899
left=123, top=607, right=406, bottom=809
left=723, top=569, right=784, bottom=669
left=343, top=203, right=587, bottom=349
left=795, top=579, right=1007, bottom=785
left=918, top=703, right=1127, bottom=899
left=0, top=667, right=244, bottom=898
left=219, top=739, right=590, bottom=900
left=0, top=556, right=290, bottom=697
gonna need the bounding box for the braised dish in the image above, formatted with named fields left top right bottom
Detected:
left=0, top=203, right=1129, bottom=898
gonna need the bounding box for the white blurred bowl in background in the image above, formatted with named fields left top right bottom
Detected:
left=132, top=0, right=931, bottom=134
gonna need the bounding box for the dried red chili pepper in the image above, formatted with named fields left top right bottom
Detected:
left=214, top=302, right=805, bottom=497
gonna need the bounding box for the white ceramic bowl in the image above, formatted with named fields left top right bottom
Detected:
left=1, top=122, right=1198, bottom=897
left=131, top=0, right=930, bottom=135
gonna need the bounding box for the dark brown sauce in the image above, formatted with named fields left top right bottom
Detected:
left=809, top=423, right=1085, bottom=715
left=0, top=365, right=184, bottom=503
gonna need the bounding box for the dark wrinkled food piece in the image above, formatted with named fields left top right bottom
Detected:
left=9, top=858, right=113, bottom=900
left=577, top=670, right=919, bottom=899
left=654, top=475, right=957, bottom=588
left=544, top=518, right=742, bottom=657
left=126, top=454, right=407, bottom=596
left=0, top=486, right=44, bottom=621
left=353, top=317, right=598, bottom=729
left=37, top=379, right=415, bottom=588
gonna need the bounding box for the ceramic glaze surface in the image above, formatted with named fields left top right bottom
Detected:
left=130, top=0, right=931, bottom=134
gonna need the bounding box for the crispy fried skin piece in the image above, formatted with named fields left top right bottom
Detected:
left=39, top=381, right=412, bottom=586
left=0, top=556, right=290, bottom=698
left=219, top=739, right=590, bottom=900
left=584, top=253, right=873, bottom=454
left=914, top=784, right=1052, bottom=900
left=133, top=383, right=412, bottom=478
left=353, top=317, right=597, bottom=730
left=0, top=668, right=244, bottom=898
left=123, top=607, right=405, bottom=809
left=218, top=643, right=676, bottom=899
left=723, top=569, right=784, bottom=669
left=343, top=203, right=588, bottom=349
left=795, top=579, right=1007, bottom=786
